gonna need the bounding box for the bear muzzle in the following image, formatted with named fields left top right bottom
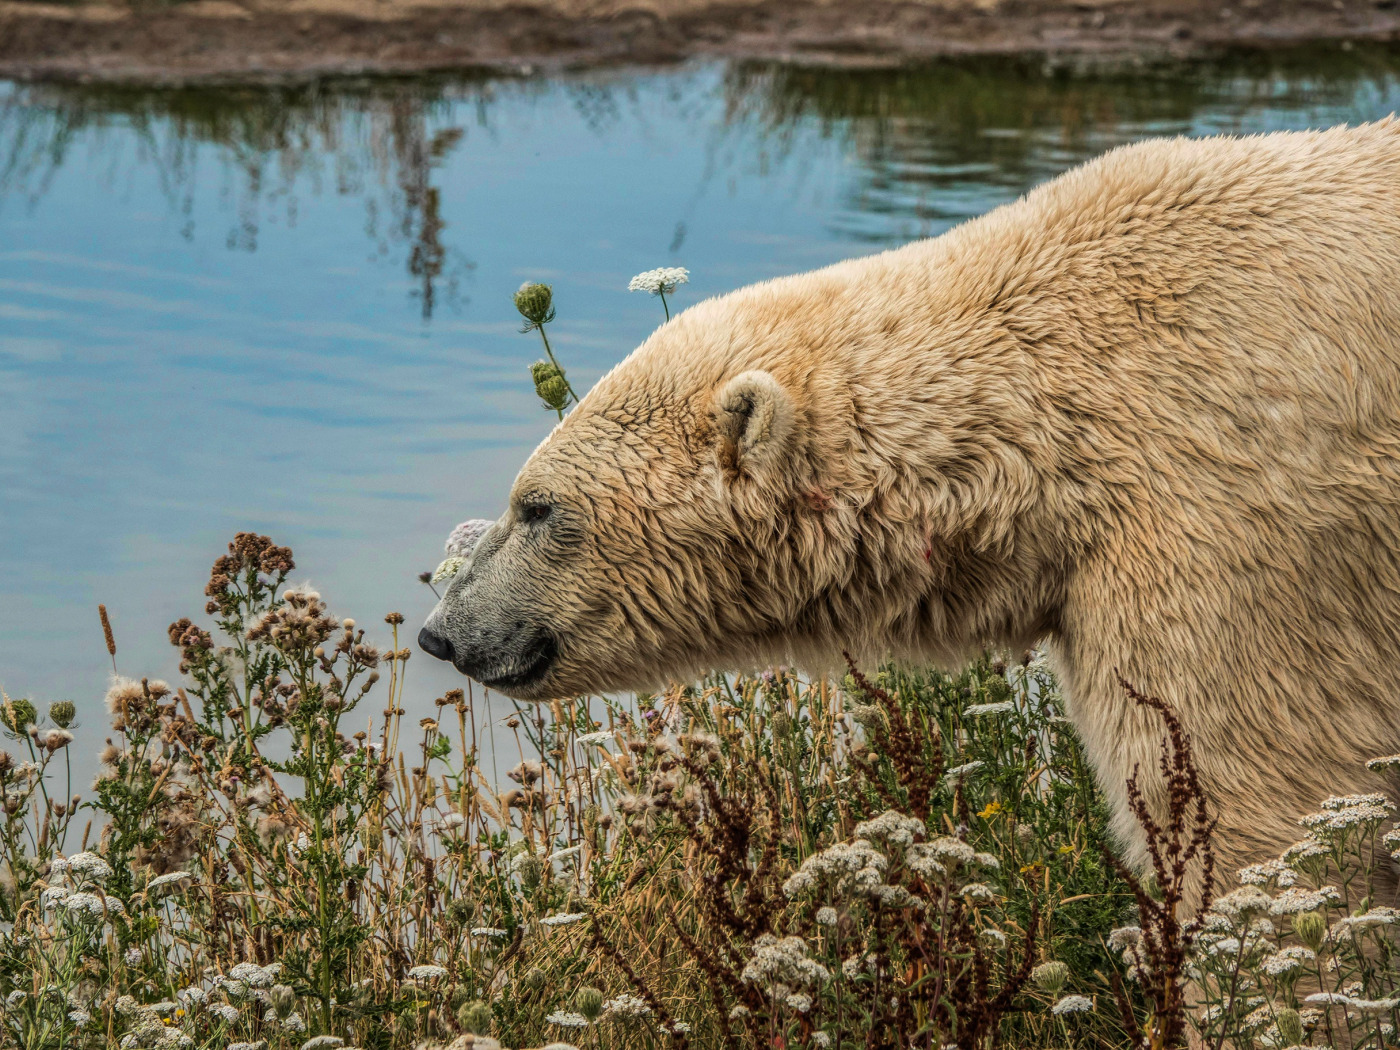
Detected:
left=418, top=621, right=559, bottom=697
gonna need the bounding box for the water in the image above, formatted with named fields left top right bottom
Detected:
left=2, top=46, right=1399, bottom=738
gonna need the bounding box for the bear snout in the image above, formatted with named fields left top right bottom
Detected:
left=418, top=625, right=455, bottom=663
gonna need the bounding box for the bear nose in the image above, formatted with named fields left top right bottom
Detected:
left=418, top=626, right=455, bottom=663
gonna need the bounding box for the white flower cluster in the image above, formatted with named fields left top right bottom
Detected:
left=627, top=267, right=689, bottom=296
left=1237, top=858, right=1298, bottom=887
left=471, top=927, right=510, bottom=938
left=540, top=912, right=587, bottom=927
left=1261, top=945, right=1316, bottom=975
left=783, top=838, right=887, bottom=899
left=1268, top=885, right=1341, bottom=915
left=854, top=810, right=925, bottom=849
left=406, top=964, right=448, bottom=980
left=1051, top=994, right=1094, bottom=1016
left=228, top=962, right=279, bottom=988
left=602, top=994, right=652, bottom=1018
left=740, top=934, right=830, bottom=995
left=963, top=701, right=1015, bottom=718
left=546, top=1011, right=590, bottom=1028
left=52, top=851, right=112, bottom=884
left=943, top=761, right=984, bottom=784
left=1300, top=794, right=1396, bottom=834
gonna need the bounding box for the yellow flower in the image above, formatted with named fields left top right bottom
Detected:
left=977, top=800, right=1002, bottom=820
left=1058, top=844, right=1075, bottom=854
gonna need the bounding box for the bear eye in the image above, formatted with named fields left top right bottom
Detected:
left=521, top=502, right=553, bottom=524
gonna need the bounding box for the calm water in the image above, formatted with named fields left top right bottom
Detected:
left=3, top=46, right=1400, bottom=737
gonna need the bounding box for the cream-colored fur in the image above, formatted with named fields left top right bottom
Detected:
left=428, top=120, right=1400, bottom=883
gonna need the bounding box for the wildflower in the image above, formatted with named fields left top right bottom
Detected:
left=816, top=906, right=838, bottom=926
left=784, top=838, right=887, bottom=898
left=1032, top=961, right=1070, bottom=996
left=1238, top=859, right=1299, bottom=887
left=854, top=810, right=924, bottom=849
left=281, top=1012, right=306, bottom=1033
left=1263, top=945, right=1316, bottom=975
left=1211, top=885, right=1273, bottom=920
left=0, top=696, right=37, bottom=734
left=812, top=1035, right=833, bottom=1049
left=1052, top=995, right=1094, bottom=1015
left=229, top=1044, right=268, bottom=1050
left=663, top=1020, right=692, bottom=1034
left=446, top=518, right=494, bottom=557
left=1367, top=754, right=1400, bottom=771
left=1281, top=837, right=1329, bottom=862
left=229, top=962, right=276, bottom=988
left=574, top=731, right=614, bottom=748
left=7, top=990, right=25, bottom=1007
left=146, top=871, right=194, bottom=893
left=471, top=927, right=510, bottom=938
left=628, top=267, right=689, bottom=296
left=212, top=1004, right=240, bottom=1023
left=741, top=934, right=829, bottom=989
left=1270, top=886, right=1341, bottom=915
left=546, top=1011, right=590, bottom=1028
left=604, top=994, right=652, bottom=1018
left=729, top=1005, right=751, bottom=1020
left=68, top=1010, right=91, bottom=1026
left=549, top=845, right=583, bottom=862
left=431, top=556, right=466, bottom=584
left=943, top=760, right=984, bottom=783
left=60, top=891, right=124, bottom=920
left=1351, top=998, right=1400, bottom=1015
left=65, top=851, right=113, bottom=883
left=959, top=882, right=997, bottom=901
left=301, top=1038, right=345, bottom=1050
left=40, top=728, right=73, bottom=751
left=964, top=701, right=1014, bottom=717
left=785, top=992, right=813, bottom=1013
left=407, top=964, right=449, bottom=980
left=125, top=947, right=143, bottom=965
left=540, top=912, right=587, bottom=927
left=1329, top=908, right=1400, bottom=936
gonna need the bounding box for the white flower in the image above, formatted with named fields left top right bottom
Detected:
left=816, top=906, right=838, bottom=927
left=574, top=731, right=614, bottom=748
left=1262, top=946, right=1316, bottom=975
left=959, top=883, right=997, bottom=902
left=41, top=886, right=69, bottom=908
left=406, top=965, right=448, bottom=980
left=177, top=987, right=207, bottom=1005
left=1238, top=859, right=1298, bottom=887
left=603, top=994, right=652, bottom=1017
left=67, top=1010, right=91, bottom=1026
left=1107, top=926, right=1142, bottom=951
left=1052, top=995, right=1094, bottom=1015
left=741, top=934, right=829, bottom=989
left=729, top=1004, right=751, bottom=1020
left=540, top=912, right=587, bottom=927
left=431, top=556, right=466, bottom=584
left=146, top=871, right=194, bottom=892
left=964, top=701, right=1015, bottom=717
left=854, top=811, right=925, bottom=850
left=63, top=852, right=112, bottom=883
left=1281, top=837, right=1329, bottom=862
left=943, top=761, right=984, bottom=783
left=542, top=1045, right=580, bottom=1050
left=229, top=962, right=275, bottom=988
left=7, top=990, right=25, bottom=1007
left=445, top=518, right=494, bottom=557
left=1330, top=908, right=1400, bottom=936
left=546, top=1011, right=590, bottom=1028
left=59, top=891, right=123, bottom=920
left=282, top=1012, right=306, bottom=1033
left=301, top=1038, right=344, bottom=1050
left=1349, top=998, right=1400, bottom=1015
left=229, top=1044, right=268, bottom=1050
left=812, top=1034, right=833, bottom=1049
left=627, top=267, right=689, bottom=296
left=1270, top=886, right=1341, bottom=915
left=471, top=927, right=510, bottom=938
left=212, top=1004, right=240, bottom=1023
left=784, top=839, right=887, bottom=898
left=1211, top=886, right=1273, bottom=920
left=785, top=993, right=812, bottom=1013
left=548, top=845, right=583, bottom=863
left=125, top=947, right=143, bottom=965
left=663, top=1021, right=692, bottom=1034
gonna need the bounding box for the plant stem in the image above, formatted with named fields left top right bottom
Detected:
left=536, top=325, right=579, bottom=405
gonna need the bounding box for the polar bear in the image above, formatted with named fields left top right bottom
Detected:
left=421, top=120, right=1400, bottom=880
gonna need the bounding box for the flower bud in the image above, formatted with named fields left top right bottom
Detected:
left=575, top=986, right=604, bottom=1022
left=48, top=701, right=76, bottom=728
left=513, top=282, right=555, bottom=327
left=269, top=984, right=296, bottom=1019
left=523, top=967, right=547, bottom=991
left=457, top=999, right=493, bottom=1034
left=1293, top=910, right=1327, bottom=952
left=0, top=698, right=37, bottom=734
left=1032, top=960, right=1070, bottom=997
left=530, top=361, right=570, bottom=412
left=1276, top=1007, right=1303, bottom=1047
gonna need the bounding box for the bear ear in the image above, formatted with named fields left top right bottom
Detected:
left=714, top=370, right=795, bottom=480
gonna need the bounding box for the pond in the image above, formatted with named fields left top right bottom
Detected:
left=3, top=44, right=1400, bottom=738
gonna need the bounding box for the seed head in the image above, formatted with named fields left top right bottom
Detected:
left=574, top=987, right=604, bottom=1021
left=1032, top=960, right=1070, bottom=996
left=1276, top=1008, right=1303, bottom=1046
left=458, top=999, right=493, bottom=1034
left=514, top=282, right=555, bottom=328
left=48, top=701, right=76, bottom=728
left=0, top=697, right=36, bottom=735
left=1293, top=910, right=1328, bottom=952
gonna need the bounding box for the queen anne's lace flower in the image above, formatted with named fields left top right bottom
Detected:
left=1238, top=859, right=1298, bottom=887
left=628, top=267, right=689, bottom=295
left=854, top=811, right=925, bottom=850
left=406, top=965, right=448, bottom=980
left=603, top=994, right=652, bottom=1017
left=959, top=883, right=997, bottom=901
left=943, top=761, right=984, bottom=783
left=815, top=906, right=838, bottom=927
left=964, top=701, right=1015, bottom=717
left=546, top=1011, right=590, bottom=1028
left=540, top=912, right=587, bottom=927
left=300, top=1038, right=344, bottom=1050
left=1263, top=946, right=1316, bottom=975
left=1270, top=886, right=1341, bottom=915
left=1212, top=886, right=1274, bottom=920
left=574, top=731, right=614, bottom=748
left=1052, top=995, right=1094, bottom=1015
left=229, top=963, right=276, bottom=988
left=60, top=892, right=123, bottom=920
left=783, top=839, right=887, bottom=898
left=741, top=934, right=830, bottom=990
left=471, top=927, right=510, bottom=938
left=146, top=871, right=194, bottom=892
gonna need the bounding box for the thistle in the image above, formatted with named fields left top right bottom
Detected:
left=514, top=281, right=577, bottom=419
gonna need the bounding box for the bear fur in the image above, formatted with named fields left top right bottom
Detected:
left=422, top=120, right=1400, bottom=883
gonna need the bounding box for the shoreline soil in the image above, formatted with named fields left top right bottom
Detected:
left=2, top=0, right=1399, bottom=84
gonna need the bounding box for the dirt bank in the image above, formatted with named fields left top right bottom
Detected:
left=2, top=0, right=1399, bottom=83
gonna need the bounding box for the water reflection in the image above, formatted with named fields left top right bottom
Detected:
left=1, top=45, right=1398, bottom=728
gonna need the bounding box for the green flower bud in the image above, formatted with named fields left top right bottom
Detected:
left=1293, top=910, right=1327, bottom=952
left=269, top=984, right=296, bottom=1019
left=575, top=986, right=605, bottom=1022
left=1276, top=1007, right=1303, bottom=1047
left=48, top=701, right=76, bottom=729
left=768, top=710, right=792, bottom=739
left=0, top=698, right=37, bottom=735
left=457, top=999, right=493, bottom=1034
left=448, top=984, right=471, bottom=1010
left=513, top=282, right=555, bottom=328
left=1032, top=960, right=1070, bottom=997
left=530, top=361, right=571, bottom=412
left=515, top=853, right=545, bottom=891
